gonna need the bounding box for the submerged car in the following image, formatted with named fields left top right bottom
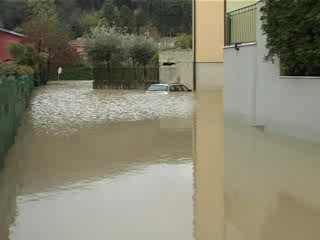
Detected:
left=146, top=83, right=192, bottom=93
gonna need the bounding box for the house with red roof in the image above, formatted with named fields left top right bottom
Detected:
left=0, top=28, right=25, bottom=62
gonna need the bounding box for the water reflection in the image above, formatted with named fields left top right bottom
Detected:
left=194, top=91, right=224, bottom=240
left=1, top=81, right=196, bottom=240
left=29, top=81, right=194, bottom=135
left=4, top=80, right=319, bottom=240
left=225, top=121, right=320, bottom=240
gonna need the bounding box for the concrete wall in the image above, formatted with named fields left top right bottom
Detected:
left=160, top=64, right=194, bottom=90
left=159, top=50, right=194, bottom=89
left=159, top=50, right=193, bottom=63
left=265, top=76, right=320, bottom=142
left=224, top=1, right=320, bottom=142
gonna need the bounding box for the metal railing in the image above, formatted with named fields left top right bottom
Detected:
left=225, top=3, right=257, bottom=46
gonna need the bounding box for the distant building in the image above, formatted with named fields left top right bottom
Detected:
left=0, top=28, right=25, bottom=62
left=69, top=38, right=87, bottom=58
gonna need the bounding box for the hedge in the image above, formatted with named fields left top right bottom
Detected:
left=0, top=75, right=33, bottom=167
left=49, top=64, right=93, bottom=80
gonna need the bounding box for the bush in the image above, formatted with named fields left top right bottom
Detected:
left=175, top=34, right=192, bottom=49
left=129, top=35, right=158, bottom=66
left=261, top=0, right=320, bottom=76
left=85, top=25, right=159, bottom=68
left=0, top=62, right=34, bottom=77
left=85, top=26, right=129, bottom=68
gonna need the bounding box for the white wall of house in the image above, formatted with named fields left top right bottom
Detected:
left=224, top=43, right=257, bottom=124
left=224, top=1, right=320, bottom=143
left=265, top=76, right=320, bottom=142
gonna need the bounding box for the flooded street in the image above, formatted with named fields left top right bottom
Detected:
left=225, top=121, right=320, bottom=240
left=1, top=81, right=320, bottom=240
left=0, top=81, right=223, bottom=240
left=0, top=81, right=192, bottom=240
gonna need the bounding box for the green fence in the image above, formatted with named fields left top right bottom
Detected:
left=0, top=76, right=33, bottom=168
left=226, top=3, right=257, bottom=45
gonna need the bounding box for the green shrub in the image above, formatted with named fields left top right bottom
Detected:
left=175, top=34, right=192, bottom=49
left=0, top=62, right=34, bottom=77
left=85, top=26, right=128, bottom=68
left=129, top=35, right=158, bottom=66
left=85, top=25, right=159, bottom=68
left=261, top=0, right=320, bottom=76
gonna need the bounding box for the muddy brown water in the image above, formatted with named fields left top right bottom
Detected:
left=1, top=81, right=319, bottom=240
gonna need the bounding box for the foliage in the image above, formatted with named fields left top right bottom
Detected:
left=119, top=5, right=136, bottom=33
left=140, top=24, right=160, bottom=40
left=85, top=26, right=129, bottom=68
left=79, top=11, right=108, bottom=34
left=261, top=0, right=320, bottom=76
left=129, top=35, right=158, bottom=66
left=9, top=43, right=47, bottom=73
left=175, top=34, right=192, bottom=49
left=0, top=62, right=34, bottom=77
left=134, top=8, right=146, bottom=33
left=1, top=0, right=192, bottom=38
left=0, top=75, right=33, bottom=166
left=0, top=0, right=29, bottom=30
left=102, top=1, right=120, bottom=26
left=21, top=0, right=79, bottom=84
left=85, top=25, right=158, bottom=68
left=24, top=0, right=79, bottom=65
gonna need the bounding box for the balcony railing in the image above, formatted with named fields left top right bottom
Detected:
left=225, top=3, right=257, bottom=46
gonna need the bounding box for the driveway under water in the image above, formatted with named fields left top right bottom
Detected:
left=1, top=81, right=319, bottom=240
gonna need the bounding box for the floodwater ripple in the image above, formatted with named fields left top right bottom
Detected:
left=28, top=81, right=194, bottom=135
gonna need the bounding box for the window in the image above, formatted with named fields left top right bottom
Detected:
left=180, top=85, right=190, bottom=91
left=148, top=85, right=168, bottom=91
left=169, top=85, right=181, bottom=92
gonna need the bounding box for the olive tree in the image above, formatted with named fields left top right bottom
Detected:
left=85, top=26, right=129, bottom=71
left=129, top=35, right=158, bottom=67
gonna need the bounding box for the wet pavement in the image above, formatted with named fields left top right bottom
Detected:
left=1, top=81, right=319, bottom=240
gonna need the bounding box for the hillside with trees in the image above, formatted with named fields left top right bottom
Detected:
left=0, top=0, right=192, bottom=38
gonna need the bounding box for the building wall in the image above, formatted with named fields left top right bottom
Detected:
left=195, top=0, right=224, bottom=63
left=195, top=0, right=225, bottom=89
left=159, top=50, right=194, bottom=89
left=224, top=43, right=257, bottom=124
left=0, top=32, right=23, bottom=61
left=224, top=1, right=320, bottom=143
left=196, top=63, right=224, bottom=90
